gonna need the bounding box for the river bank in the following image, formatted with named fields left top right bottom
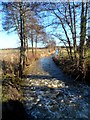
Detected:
left=52, top=55, right=90, bottom=85
left=1, top=49, right=55, bottom=120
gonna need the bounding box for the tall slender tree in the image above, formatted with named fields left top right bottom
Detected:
left=79, top=0, right=88, bottom=66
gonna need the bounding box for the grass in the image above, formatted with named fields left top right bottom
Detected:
left=55, top=47, right=90, bottom=83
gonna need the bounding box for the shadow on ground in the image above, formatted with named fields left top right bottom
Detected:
left=2, top=100, right=29, bottom=120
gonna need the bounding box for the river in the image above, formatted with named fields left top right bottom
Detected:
left=22, top=57, right=90, bottom=120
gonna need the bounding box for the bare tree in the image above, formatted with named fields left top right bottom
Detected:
left=2, top=2, right=43, bottom=77
left=2, top=2, right=26, bottom=77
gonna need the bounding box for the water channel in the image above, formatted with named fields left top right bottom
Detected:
left=22, top=57, right=90, bottom=120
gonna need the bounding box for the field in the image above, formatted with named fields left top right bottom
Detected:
left=0, top=48, right=55, bottom=77
left=0, top=48, right=55, bottom=61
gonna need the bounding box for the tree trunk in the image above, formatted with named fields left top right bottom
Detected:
left=31, top=30, right=34, bottom=55
left=35, top=33, right=37, bottom=55
left=19, top=3, right=26, bottom=78
left=73, top=2, right=77, bottom=60
left=19, top=4, right=24, bottom=78
left=68, top=1, right=77, bottom=60
left=23, top=12, right=27, bottom=70
left=79, top=1, right=86, bottom=66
